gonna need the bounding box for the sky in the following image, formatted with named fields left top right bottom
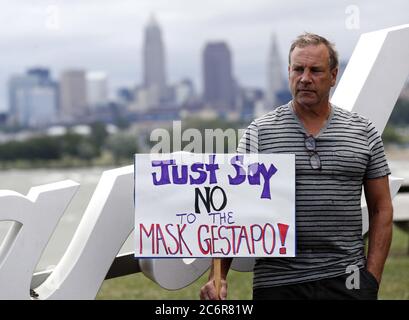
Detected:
left=0, top=0, right=408, bottom=112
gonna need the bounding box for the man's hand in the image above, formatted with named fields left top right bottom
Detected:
left=200, top=257, right=232, bottom=300
left=366, top=267, right=381, bottom=285
left=200, top=278, right=228, bottom=300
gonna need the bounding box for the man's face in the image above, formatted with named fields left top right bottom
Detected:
left=288, top=44, right=338, bottom=108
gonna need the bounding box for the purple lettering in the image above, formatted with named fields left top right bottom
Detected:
left=205, top=154, right=219, bottom=184
left=259, top=164, right=277, bottom=199
left=247, top=162, right=260, bottom=185
left=151, top=160, right=175, bottom=185
left=190, top=163, right=207, bottom=184
left=172, top=164, right=188, bottom=184
left=228, top=155, right=246, bottom=185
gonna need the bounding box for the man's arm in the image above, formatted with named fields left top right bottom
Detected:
left=363, top=175, right=393, bottom=285
left=200, top=258, right=232, bottom=300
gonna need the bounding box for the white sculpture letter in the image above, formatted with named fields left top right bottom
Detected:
left=0, top=181, right=79, bottom=299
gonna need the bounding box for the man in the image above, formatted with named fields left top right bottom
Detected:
left=200, top=33, right=393, bottom=300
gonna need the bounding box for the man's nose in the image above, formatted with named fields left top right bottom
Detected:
left=300, top=70, right=312, bottom=83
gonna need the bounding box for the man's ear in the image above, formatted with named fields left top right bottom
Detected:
left=330, top=67, right=338, bottom=87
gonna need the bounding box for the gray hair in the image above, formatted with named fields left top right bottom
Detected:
left=288, top=32, right=339, bottom=70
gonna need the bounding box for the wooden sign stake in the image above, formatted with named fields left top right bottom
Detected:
left=214, top=258, right=221, bottom=299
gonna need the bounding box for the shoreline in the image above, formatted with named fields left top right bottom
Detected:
left=0, top=147, right=407, bottom=170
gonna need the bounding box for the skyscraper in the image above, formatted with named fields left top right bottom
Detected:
left=26, top=86, right=58, bottom=127
left=202, top=42, right=235, bottom=111
left=86, top=71, right=108, bottom=109
left=59, top=70, right=87, bottom=122
left=266, top=33, right=286, bottom=108
left=174, top=79, right=195, bottom=106
left=8, top=74, right=38, bottom=126
left=143, top=15, right=167, bottom=107
left=8, top=68, right=58, bottom=127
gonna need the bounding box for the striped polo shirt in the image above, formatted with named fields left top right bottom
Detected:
left=237, top=101, right=391, bottom=288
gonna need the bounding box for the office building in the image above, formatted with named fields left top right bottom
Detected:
left=87, top=71, right=108, bottom=109
left=59, top=70, right=87, bottom=122
left=202, top=41, right=235, bottom=112
left=8, top=68, right=58, bottom=127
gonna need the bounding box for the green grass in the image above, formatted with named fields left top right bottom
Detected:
left=378, top=225, right=409, bottom=300
left=96, top=270, right=253, bottom=300
left=96, top=225, right=409, bottom=300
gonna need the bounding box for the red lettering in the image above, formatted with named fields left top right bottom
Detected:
left=217, top=226, right=231, bottom=255
left=197, top=225, right=211, bottom=254
left=228, top=226, right=241, bottom=254
left=139, top=223, right=155, bottom=254
left=177, top=224, right=193, bottom=256
left=262, top=223, right=276, bottom=254
left=155, top=224, right=169, bottom=254
left=237, top=226, right=252, bottom=254
left=210, top=225, right=222, bottom=254
left=250, top=224, right=263, bottom=254
left=165, top=224, right=180, bottom=255
left=139, top=222, right=287, bottom=257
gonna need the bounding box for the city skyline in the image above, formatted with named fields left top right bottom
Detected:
left=0, top=0, right=408, bottom=112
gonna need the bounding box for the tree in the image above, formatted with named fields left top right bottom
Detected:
left=105, top=133, right=138, bottom=165
left=77, top=140, right=97, bottom=164
left=382, top=125, right=403, bottom=144
left=388, top=98, right=409, bottom=126
left=90, top=122, right=108, bottom=155
left=59, top=132, right=84, bottom=157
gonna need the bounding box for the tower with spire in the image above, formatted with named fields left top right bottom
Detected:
left=266, top=33, right=285, bottom=108
left=143, top=14, right=167, bottom=107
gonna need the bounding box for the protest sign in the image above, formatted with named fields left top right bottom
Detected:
left=134, top=153, right=295, bottom=258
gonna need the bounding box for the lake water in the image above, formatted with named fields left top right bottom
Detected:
left=0, top=161, right=408, bottom=272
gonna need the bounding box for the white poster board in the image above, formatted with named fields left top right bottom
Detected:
left=134, top=153, right=295, bottom=258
